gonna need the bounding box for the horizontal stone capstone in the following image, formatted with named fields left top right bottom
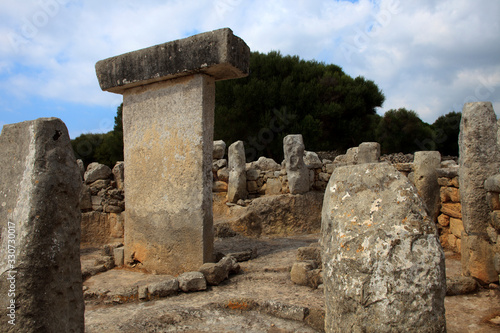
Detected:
left=95, top=28, right=250, bottom=94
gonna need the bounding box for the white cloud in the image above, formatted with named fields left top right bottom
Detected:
left=0, top=0, right=499, bottom=132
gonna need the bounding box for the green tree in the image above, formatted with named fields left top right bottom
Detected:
left=71, top=104, right=124, bottom=168
left=215, top=51, right=385, bottom=161
left=432, top=111, right=461, bottom=156
left=376, top=108, right=436, bottom=154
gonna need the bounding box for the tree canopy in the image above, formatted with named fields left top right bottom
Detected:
left=215, top=51, right=385, bottom=160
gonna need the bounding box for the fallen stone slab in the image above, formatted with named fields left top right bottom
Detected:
left=446, top=276, right=478, bottom=296
left=178, top=271, right=207, bottom=292
left=148, top=277, right=179, bottom=298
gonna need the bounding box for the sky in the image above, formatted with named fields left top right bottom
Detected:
left=1, top=0, right=499, bottom=139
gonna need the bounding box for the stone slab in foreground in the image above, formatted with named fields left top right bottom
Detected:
left=0, top=118, right=84, bottom=332
left=321, top=162, right=446, bottom=332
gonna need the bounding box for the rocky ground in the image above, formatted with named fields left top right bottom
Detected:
left=83, top=234, right=500, bottom=332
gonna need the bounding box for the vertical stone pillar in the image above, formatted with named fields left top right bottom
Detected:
left=459, top=101, right=500, bottom=283
left=227, top=140, right=247, bottom=203
left=414, top=151, right=441, bottom=221
left=95, top=28, right=249, bottom=275
left=321, top=163, right=446, bottom=333
left=284, top=134, right=309, bottom=194
left=0, top=118, right=84, bottom=332
left=357, top=142, right=380, bottom=164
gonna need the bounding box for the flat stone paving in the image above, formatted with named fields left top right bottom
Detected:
left=84, top=235, right=500, bottom=332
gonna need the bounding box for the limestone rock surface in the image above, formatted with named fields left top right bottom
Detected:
left=0, top=118, right=84, bottom=332
left=284, top=135, right=309, bottom=194
left=321, top=162, right=446, bottom=333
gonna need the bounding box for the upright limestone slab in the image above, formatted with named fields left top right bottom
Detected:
left=227, top=140, right=247, bottom=203
left=0, top=118, right=84, bottom=332
left=321, top=163, right=446, bottom=333
left=283, top=134, right=309, bottom=194
left=459, top=101, right=500, bottom=283
left=413, top=151, right=441, bottom=221
left=95, top=28, right=250, bottom=275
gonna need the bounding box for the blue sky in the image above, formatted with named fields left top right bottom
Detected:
left=1, top=0, right=499, bottom=139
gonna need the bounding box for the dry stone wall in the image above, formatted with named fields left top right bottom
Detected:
left=79, top=136, right=499, bottom=285
left=79, top=161, right=125, bottom=247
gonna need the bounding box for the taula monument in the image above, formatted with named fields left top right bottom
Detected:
left=95, top=28, right=250, bottom=275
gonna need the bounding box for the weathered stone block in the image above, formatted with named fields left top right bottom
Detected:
left=283, top=135, right=309, bottom=194
left=304, top=151, right=323, bottom=169
left=96, top=28, right=250, bottom=93
left=441, top=202, right=462, bottom=219
left=199, top=262, right=228, bottom=286
left=148, top=277, right=179, bottom=297
left=438, top=177, right=452, bottom=187
left=113, top=247, right=124, bottom=266
left=213, top=181, right=228, bottom=192
left=450, top=218, right=464, bottom=238
left=217, top=167, right=229, bottom=182
left=459, top=102, right=500, bottom=235
left=437, top=214, right=450, bottom=227
left=290, top=261, right=315, bottom=286
left=487, top=192, right=500, bottom=211
left=414, top=151, right=441, bottom=221
left=436, top=166, right=459, bottom=178
left=321, top=162, right=446, bottom=332
left=461, top=233, right=498, bottom=284
left=84, top=162, right=112, bottom=184
left=112, top=161, right=125, bottom=190
left=81, top=211, right=110, bottom=246
left=485, top=174, right=500, bottom=192
left=121, top=74, right=217, bottom=274
left=441, top=186, right=461, bottom=203
left=446, top=276, right=478, bottom=295
left=213, top=140, right=226, bottom=160
left=491, top=211, right=500, bottom=232
left=228, top=140, right=247, bottom=203
left=178, top=271, right=207, bottom=292
left=265, top=178, right=282, bottom=195
left=253, top=156, right=280, bottom=171
left=0, top=118, right=84, bottom=332
left=109, top=212, right=124, bottom=239
left=80, top=184, right=93, bottom=211
left=357, top=142, right=380, bottom=164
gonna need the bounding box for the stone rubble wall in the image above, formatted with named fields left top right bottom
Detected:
left=78, top=140, right=498, bottom=283
left=79, top=161, right=125, bottom=247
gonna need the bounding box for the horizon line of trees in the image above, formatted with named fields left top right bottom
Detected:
left=71, top=51, right=462, bottom=168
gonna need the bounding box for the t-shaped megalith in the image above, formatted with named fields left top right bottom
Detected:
left=95, top=28, right=250, bottom=275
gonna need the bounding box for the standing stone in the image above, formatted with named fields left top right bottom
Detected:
left=284, top=135, right=309, bottom=194
left=414, top=151, right=441, bottom=221
left=227, top=141, right=247, bottom=203
left=112, top=161, right=125, bottom=190
left=0, top=118, right=84, bottom=332
left=213, top=140, right=226, bottom=160
left=357, top=142, right=380, bottom=164
left=95, top=28, right=250, bottom=275
left=459, top=102, right=500, bottom=283
left=321, top=162, right=446, bottom=333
